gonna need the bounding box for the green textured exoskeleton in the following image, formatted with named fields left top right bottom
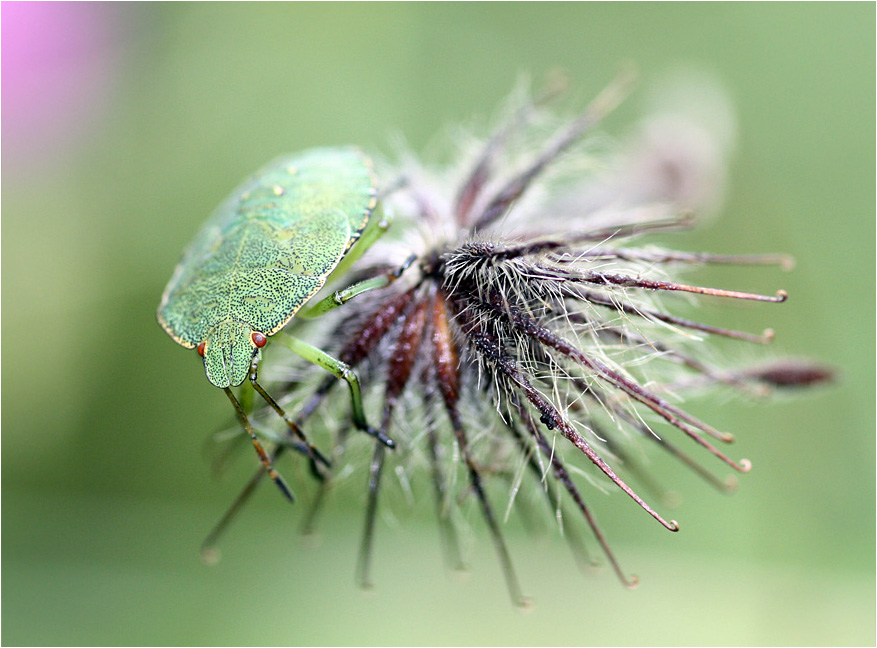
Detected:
left=158, top=147, right=397, bottom=501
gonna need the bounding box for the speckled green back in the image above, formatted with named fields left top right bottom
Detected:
left=157, top=147, right=376, bottom=386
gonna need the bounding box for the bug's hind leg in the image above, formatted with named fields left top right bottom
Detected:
left=275, top=333, right=395, bottom=448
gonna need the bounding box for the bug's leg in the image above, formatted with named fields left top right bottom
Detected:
left=248, top=361, right=331, bottom=470
left=298, top=254, right=417, bottom=319
left=274, top=333, right=394, bottom=448
left=203, top=292, right=419, bottom=556
left=203, top=380, right=340, bottom=560
left=223, top=387, right=295, bottom=502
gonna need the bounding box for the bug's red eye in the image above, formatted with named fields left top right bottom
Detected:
left=197, top=342, right=206, bottom=357
left=251, top=332, right=267, bottom=348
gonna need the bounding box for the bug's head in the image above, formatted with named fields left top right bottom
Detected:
left=197, top=321, right=268, bottom=388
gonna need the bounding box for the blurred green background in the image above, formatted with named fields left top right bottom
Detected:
left=2, top=3, right=873, bottom=645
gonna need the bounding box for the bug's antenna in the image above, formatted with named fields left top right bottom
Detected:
left=223, top=387, right=294, bottom=502
left=204, top=376, right=343, bottom=558
left=207, top=288, right=420, bottom=552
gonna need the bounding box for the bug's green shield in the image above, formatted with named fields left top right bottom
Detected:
left=157, top=147, right=377, bottom=387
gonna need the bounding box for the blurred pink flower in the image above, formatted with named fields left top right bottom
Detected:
left=2, top=2, right=125, bottom=166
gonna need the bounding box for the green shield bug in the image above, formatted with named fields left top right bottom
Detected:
left=158, top=147, right=400, bottom=501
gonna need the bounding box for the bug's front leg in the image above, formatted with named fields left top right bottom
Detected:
left=275, top=333, right=395, bottom=448
left=247, top=359, right=332, bottom=470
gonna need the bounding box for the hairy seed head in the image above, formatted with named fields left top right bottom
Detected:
left=205, top=73, right=832, bottom=605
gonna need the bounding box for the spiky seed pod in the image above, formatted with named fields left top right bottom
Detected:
left=203, top=72, right=832, bottom=605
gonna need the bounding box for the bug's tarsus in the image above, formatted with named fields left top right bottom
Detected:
left=363, top=426, right=396, bottom=448
left=335, top=288, right=425, bottom=453
left=203, top=288, right=406, bottom=552
left=394, top=253, right=419, bottom=279
left=193, top=76, right=824, bottom=600
left=276, top=333, right=395, bottom=448
left=202, top=380, right=347, bottom=554
left=223, top=387, right=294, bottom=502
